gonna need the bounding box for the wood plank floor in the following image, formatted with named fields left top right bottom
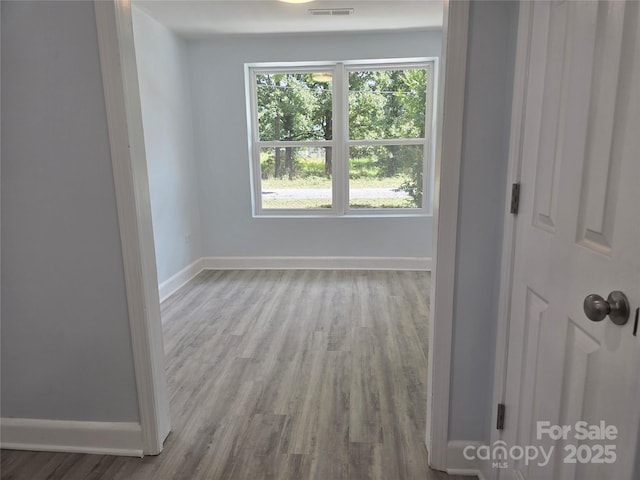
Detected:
left=1, top=270, right=473, bottom=480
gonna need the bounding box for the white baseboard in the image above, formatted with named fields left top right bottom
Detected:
left=0, top=418, right=143, bottom=457
left=447, top=440, right=488, bottom=480
left=201, top=256, right=432, bottom=271
left=158, top=256, right=431, bottom=302
left=158, top=258, right=204, bottom=302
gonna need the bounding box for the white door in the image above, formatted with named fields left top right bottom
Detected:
left=502, top=1, right=640, bottom=479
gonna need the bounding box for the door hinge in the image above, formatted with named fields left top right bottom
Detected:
left=497, top=403, right=506, bottom=430
left=510, top=183, right=521, bottom=215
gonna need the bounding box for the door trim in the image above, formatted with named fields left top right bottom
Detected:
left=96, top=0, right=472, bottom=465
left=426, top=0, right=470, bottom=471
left=94, top=0, right=171, bottom=455
left=486, top=4, right=534, bottom=479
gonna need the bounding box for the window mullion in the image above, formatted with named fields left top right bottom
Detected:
left=257, top=140, right=333, bottom=149
left=345, top=138, right=426, bottom=147
left=332, top=63, right=347, bottom=215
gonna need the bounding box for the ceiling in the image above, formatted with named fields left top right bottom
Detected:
left=133, top=1, right=443, bottom=38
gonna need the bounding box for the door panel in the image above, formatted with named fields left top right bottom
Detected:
left=532, top=1, right=567, bottom=234
left=502, top=1, right=640, bottom=479
left=574, top=1, right=627, bottom=254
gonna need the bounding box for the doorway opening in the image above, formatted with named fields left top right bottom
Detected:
left=96, top=0, right=470, bottom=473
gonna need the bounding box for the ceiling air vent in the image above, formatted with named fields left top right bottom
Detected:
left=309, top=8, right=355, bottom=16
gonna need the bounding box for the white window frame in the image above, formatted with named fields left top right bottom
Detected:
left=246, top=58, right=437, bottom=217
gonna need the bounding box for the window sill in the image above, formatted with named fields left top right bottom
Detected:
left=253, top=212, right=433, bottom=219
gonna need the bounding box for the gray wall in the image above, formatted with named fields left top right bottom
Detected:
left=188, top=31, right=441, bottom=258
left=448, top=0, right=519, bottom=441
left=1, top=1, right=139, bottom=422
left=132, top=8, right=202, bottom=284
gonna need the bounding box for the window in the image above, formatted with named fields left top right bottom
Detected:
left=247, top=60, right=435, bottom=216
